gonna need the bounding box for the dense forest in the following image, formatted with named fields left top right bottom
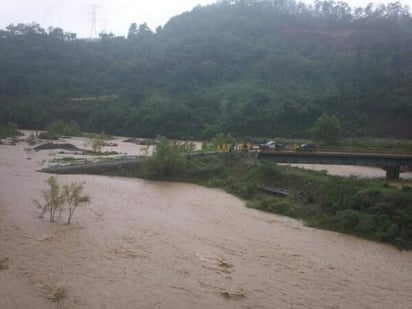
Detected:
left=1, top=0, right=411, bottom=139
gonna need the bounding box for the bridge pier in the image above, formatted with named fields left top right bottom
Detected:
left=383, top=166, right=400, bottom=180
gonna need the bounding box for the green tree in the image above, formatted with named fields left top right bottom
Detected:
left=211, top=133, right=235, bottom=147
left=27, top=132, right=38, bottom=145
left=144, top=136, right=194, bottom=178
left=63, top=182, right=90, bottom=224
left=0, top=122, right=18, bottom=139
left=90, top=133, right=105, bottom=152
left=34, top=176, right=65, bottom=223
left=34, top=177, right=90, bottom=224
left=47, top=120, right=82, bottom=137
left=211, top=133, right=236, bottom=148
left=310, top=113, right=342, bottom=145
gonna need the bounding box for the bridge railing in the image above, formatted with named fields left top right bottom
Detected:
left=317, top=146, right=412, bottom=156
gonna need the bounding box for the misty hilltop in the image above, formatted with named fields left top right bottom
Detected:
left=1, top=0, right=411, bottom=139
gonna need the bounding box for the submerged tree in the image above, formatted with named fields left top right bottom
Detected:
left=91, top=133, right=105, bottom=153
left=34, top=176, right=90, bottom=224
left=83, top=133, right=105, bottom=152
left=63, top=182, right=90, bottom=224
left=34, top=176, right=65, bottom=223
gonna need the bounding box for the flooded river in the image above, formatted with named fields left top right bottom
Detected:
left=284, top=164, right=412, bottom=180
left=1, top=137, right=411, bottom=308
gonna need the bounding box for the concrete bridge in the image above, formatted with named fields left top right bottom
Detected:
left=258, top=151, right=412, bottom=179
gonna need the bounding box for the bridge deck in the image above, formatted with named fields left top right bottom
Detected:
left=258, top=150, right=412, bottom=179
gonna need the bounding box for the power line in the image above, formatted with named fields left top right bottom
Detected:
left=88, top=4, right=101, bottom=39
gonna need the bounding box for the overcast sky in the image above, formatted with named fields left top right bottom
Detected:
left=0, top=0, right=411, bottom=38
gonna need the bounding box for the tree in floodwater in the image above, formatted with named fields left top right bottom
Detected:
left=34, top=176, right=90, bottom=224
left=91, top=133, right=105, bottom=152
left=34, top=176, right=65, bottom=222
left=63, top=182, right=90, bottom=224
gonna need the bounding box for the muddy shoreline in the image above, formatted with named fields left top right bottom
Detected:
left=1, top=136, right=411, bottom=308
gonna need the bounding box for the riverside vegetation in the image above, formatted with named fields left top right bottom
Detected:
left=143, top=153, right=412, bottom=250
left=62, top=137, right=412, bottom=250
left=2, top=128, right=410, bottom=248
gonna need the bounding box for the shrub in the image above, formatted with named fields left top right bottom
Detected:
left=63, top=182, right=90, bottom=224
left=47, top=120, right=82, bottom=137
left=0, top=257, right=9, bottom=270
left=248, top=197, right=297, bottom=217
left=142, top=136, right=194, bottom=178
left=27, top=132, right=38, bottom=145
left=91, top=134, right=105, bottom=153
left=0, top=122, right=18, bottom=139
left=211, top=132, right=236, bottom=150
left=331, top=209, right=374, bottom=234
left=34, top=177, right=90, bottom=224
left=310, top=113, right=342, bottom=145
left=47, top=287, right=66, bottom=309
left=34, top=176, right=65, bottom=223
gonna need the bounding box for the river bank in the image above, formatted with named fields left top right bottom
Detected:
left=1, top=136, right=411, bottom=308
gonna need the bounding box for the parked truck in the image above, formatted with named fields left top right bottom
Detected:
left=259, top=141, right=285, bottom=150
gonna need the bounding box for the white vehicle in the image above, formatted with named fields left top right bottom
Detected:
left=259, top=141, right=285, bottom=150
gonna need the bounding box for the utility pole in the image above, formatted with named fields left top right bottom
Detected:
left=88, top=4, right=101, bottom=39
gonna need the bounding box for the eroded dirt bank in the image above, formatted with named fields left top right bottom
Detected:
left=1, top=141, right=411, bottom=308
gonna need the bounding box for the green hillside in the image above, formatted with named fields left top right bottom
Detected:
left=1, top=0, right=411, bottom=139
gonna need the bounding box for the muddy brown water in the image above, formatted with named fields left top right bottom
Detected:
left=1, top=135, right=411, bottom=308
left=284, top=164, right=412, bottom=180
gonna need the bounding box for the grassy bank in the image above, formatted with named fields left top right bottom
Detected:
left=52, top=152, right=412, bottom=249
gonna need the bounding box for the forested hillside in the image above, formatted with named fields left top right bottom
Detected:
left=1, top=0, right=411, bottom=139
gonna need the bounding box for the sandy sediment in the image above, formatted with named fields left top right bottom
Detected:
left=0, top=137, right=411, bottom=308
